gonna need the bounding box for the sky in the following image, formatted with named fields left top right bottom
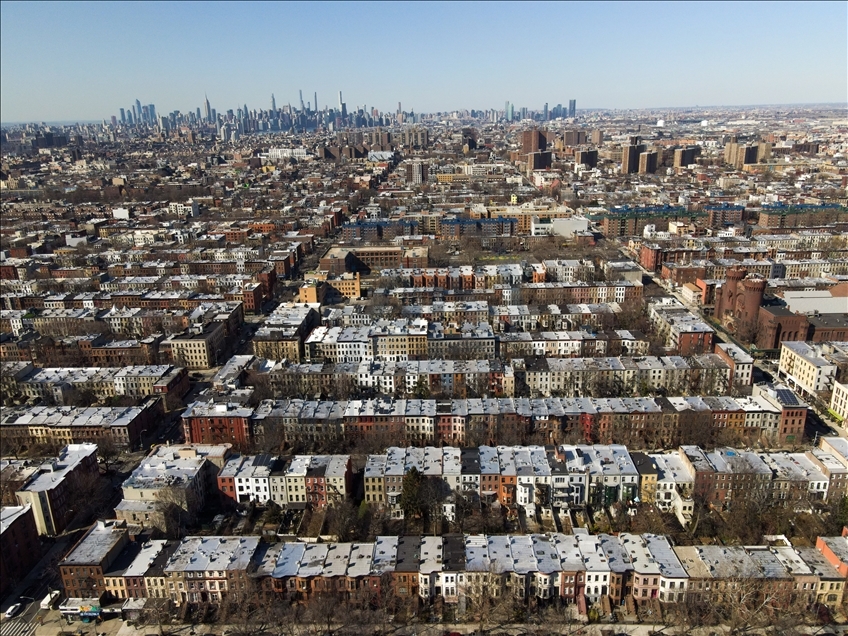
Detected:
left=1, top=1, right=846, bottom=123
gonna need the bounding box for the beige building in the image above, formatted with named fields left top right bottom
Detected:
left=14, top=443, right=99, bottom=535
left=778, top=341, right=840, bottom=399
left=831, top=380, right=848, bottom=423
left=166, top=323, right=226, bottom=369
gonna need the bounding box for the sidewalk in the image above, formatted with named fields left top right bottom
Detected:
left=28, top=620, right=848, bottom=636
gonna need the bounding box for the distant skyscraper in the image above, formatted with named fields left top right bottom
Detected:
left=271, top=94, right=276, bottom=112
left=314, top=92, right=318, bottom=112
left=543, top=103, right=548, bottom=121
left=196, top=107, right=201, bottom=121
left=119, top=108, right=125, bottom=124
left=148, top=104, right=156, bottom=121
left=338, top=91, right=343, bottom=110
left=299, top=90, right=305, bottom=111
left=204, top=95, right=211, bottom=123
left=568, top=99, right=576, bottom=117
left=135, top=99, right=142, bottom=122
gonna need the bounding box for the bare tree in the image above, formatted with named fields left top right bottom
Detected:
left=96, top=435, right=121, bottom=473
left=459, top=564, right=520, bottom=635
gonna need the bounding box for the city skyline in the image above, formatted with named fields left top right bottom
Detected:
left=1, top=1, right=846, bottom=123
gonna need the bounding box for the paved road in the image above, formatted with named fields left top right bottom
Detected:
left=0, top=618, right=36, bottom=636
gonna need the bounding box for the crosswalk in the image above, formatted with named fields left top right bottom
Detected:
left=0, top=620, right=34, bottom=636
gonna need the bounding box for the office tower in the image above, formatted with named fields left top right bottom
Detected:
left=314, top=92, right=318, bottom=113
left=119, top=108, right=125, bottom=124
left=110, top=115, right=117, bottom=127
left=196, top=107, right=201, bottom=121
left=398, top=102, right=402, bottom=115
left=520, top=107, right=528, bottom=121
left=135, top=99, right=142, bottom=121
left=638, top=151, right=658, bottom=174
left=211, top=108, right=216, bottom=122
left=126, top=110, right=134, bottom=125
left=543, top=103, right=548, bottom=121
left=621, top=143, right=645, bottom=174
left=204, top=95, right=211, bottom=123
left=299, top=90, right=305, bottom=111
left=148, top=104, right=156, bottom=121
left=141, top=105, right=149, bottom=123
left=591, top=129, right=604, bottom=144
left=507, top=103, right=514, bottom=122
left=271, top=94, right=276, bottom=112
left=521, top=129, right=547, bottom=155
left=568, top=99, right=576, bottom=117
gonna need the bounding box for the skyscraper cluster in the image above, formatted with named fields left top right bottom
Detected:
left=503, top=99, right=576, bottom=122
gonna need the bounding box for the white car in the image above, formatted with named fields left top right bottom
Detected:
left=4, top=603, right=22, bottom=618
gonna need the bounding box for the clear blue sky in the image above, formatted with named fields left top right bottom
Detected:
left=1, top=1, right=846, bottom=123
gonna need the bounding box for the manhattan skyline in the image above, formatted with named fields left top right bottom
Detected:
left=1, top=1, right=846, bottom=123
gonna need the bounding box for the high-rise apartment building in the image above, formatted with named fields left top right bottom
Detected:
left=673, top=146, right=700, bottom=168
left=405, top=161, right=428, bottom=185
left=591, top=129, right=604, bottom=144
left=638, top=151, right=658, bottom=174
left=575, top=149, right=598, bottom=168
left=564, top=130, right=587, bottom=146
left=622, top=143, right=646, bottom=174
left=522, top=129, right=547, bottom=155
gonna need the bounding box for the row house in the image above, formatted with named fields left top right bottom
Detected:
left=266, top=454, right=352, bottom=508
left=198, top=388, right=807, bottom=452
left=0, top=400, right=160, bottom=451
left=519, top=281, right=643, bottom=306
left=62, top=528, right=846, bottom=615
left=521, top=354, right=731, bottom=399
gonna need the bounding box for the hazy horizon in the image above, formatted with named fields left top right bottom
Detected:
left=2, top=1, right=846, bottom=123
left=2, top=102, right=846, bottom=129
